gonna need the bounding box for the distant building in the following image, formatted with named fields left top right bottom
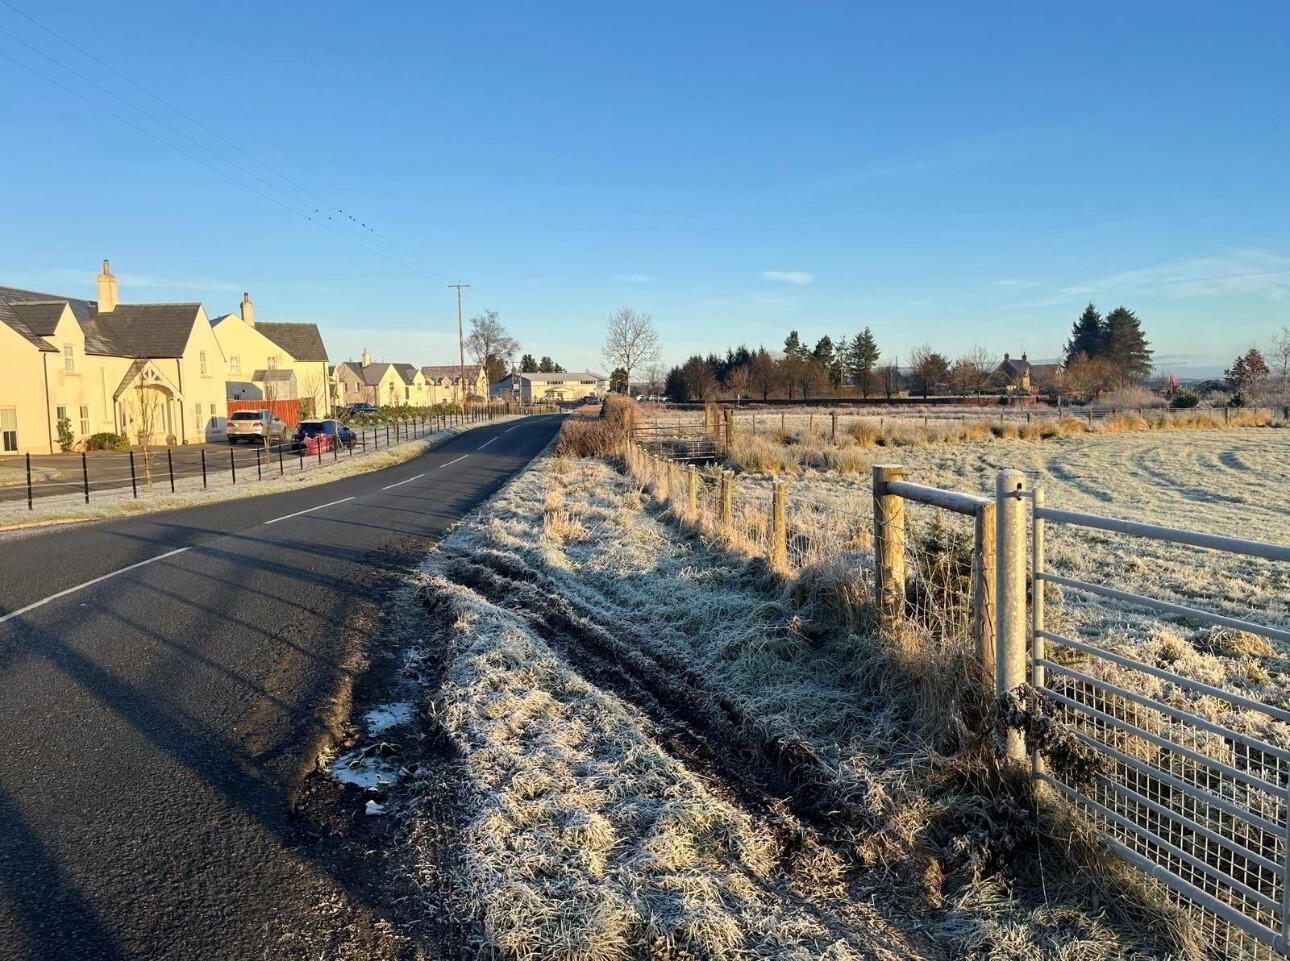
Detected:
left=994, top=353, right=1064, bottom=393
left=491, top=371, right=608, bottom=404
left=419, top=365, right=488, bottom=404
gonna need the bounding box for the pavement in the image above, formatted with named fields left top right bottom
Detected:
left=0, top=413, right=564, bottom=961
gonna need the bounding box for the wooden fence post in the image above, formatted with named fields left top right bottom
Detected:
left=830, top=411, right=837, bottom=443
left=771, top=477, right=787, bottom=571
left=995, top=468, right=1027, bottom=761
left=724, top=408, right=733, bottom=448
left=872, top=465, right=906, bottom=638
left=720, top=470, right=734, bottom=531
left=687, top=465, right=698, bottom=518
left=972, top=502, right=997, bottom=687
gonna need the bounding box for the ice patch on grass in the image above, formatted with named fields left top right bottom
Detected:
left=330, top=746, right=401, bottom=790
left=364, top=701, right=415, bottom=735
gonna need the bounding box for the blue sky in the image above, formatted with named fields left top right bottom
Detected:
left=2, top=1, right=1288, bottom=376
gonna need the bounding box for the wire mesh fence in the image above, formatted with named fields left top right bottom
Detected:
left=625, top=426, right=1290, bottom=957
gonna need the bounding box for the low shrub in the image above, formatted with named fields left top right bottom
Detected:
left=1170, top=390, right=1200, bottom=409
left=85, top=432, right=129, bottom=451
left=555, top=394, right=640, bottom=458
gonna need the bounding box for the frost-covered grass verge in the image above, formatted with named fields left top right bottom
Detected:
left=0, top=417, right=524, bottom=530
left=400, top=452, right=1190, bottom=960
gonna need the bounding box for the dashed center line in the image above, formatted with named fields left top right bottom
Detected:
left=0, top=547, right=192, bottom=626
left=381, top=473, right=424, bottom=490
left=477, top=437, right=497, bottom=449
left=264, top=496, right=355, bottom=525
left=502, top=425, right=518, bottom=434
left=439, top=455, right=469, bottom=469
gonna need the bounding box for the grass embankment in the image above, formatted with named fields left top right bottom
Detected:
left=401, top=445, right=1192, bottom=960
left=724, top=408, right=1285, bottom=474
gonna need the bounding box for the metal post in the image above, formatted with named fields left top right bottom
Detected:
left=1031, top=485, right=1047, bottom=777
left=201, top=449, right=207, bottom=489
left=256, top=446, right=263, bottom=480
left=317, top=442, right=322, bottom=465
left=973, top=502, right=997, bottom=687
left=82, top=451, right=89, bottom=503
left=230, top=447, right=237, bottom=484
left=872, top=465, right=906, bottom=638
left=995, top=468, right=1027, bottom=761
left=25, top=452, right=32, bottom=510
left=771, top=477, right=787, bottom=571
left=279, top=444, right=284, bottom=475
left=386, top=424, right=390, bottom=446
left=167, top=448, right=175, bottom=492
left=299, top=448, right=304, bottom=471
left=831, top=411, right=837, bottom=442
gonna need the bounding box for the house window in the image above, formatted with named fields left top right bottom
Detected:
left=79, top=406, right=90, bottom=436
left=405, top=387, right=410, bottom=401
left=199, top=351, right=208, bottom=375
left=63, top=344, right=75, bottom=371
left=267, top=355, right=278, bottom=370
left=195, top=403, right=203, bottom=431
left=0, top=408, right=16, bottom=451
left=56, top=405, right=67, bottom=425
left=229, top=355, right=241, bottom=375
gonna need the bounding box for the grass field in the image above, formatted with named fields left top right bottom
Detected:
left=394, top=449, right=1203, bottom=960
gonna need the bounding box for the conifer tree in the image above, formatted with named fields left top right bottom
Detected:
left=1103, top=306, right=1153, bottom=381
left=1064, top=303, right=1104, bottom=365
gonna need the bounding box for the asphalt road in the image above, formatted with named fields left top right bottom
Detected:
left=0, top=413, right=564, bottom=960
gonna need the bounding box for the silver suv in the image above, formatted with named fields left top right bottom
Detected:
left=226, top=410, right=288, bottom=446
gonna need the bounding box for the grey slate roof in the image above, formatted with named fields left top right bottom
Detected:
left=393, top=363, right=420, bottom=385
left=420, top=364, right=482, bottom=383
left=255, top=322, right=328, bottom=362
left=517, top=371, right=607, bottom=381
left=90, top=304, right=203, bottom=358
left=339, top=361, right=394, bottom=386
left=0, top=286, right=81, bottom=352
left=251, top=369, right=295, bottom=382
left=0, top=284, right=204, bottom=358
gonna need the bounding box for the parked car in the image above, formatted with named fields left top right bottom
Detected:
left=293, top=419, right=356, bottom=453
left=226, top=410, right=288, bottom=446
left=343, top=403, right=380, bottom=417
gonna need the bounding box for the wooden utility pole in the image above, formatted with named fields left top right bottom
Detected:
left=449, top=284, right=470, bottom=405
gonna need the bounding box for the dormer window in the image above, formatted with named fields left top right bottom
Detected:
left=63, top=344, right=75, bottom=371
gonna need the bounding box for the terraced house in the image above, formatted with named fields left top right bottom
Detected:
left=336, top=354, right=487, bottom=407
left=211, top=292, right=331, bottom=416
left=0, top=261, right=228, bottom=454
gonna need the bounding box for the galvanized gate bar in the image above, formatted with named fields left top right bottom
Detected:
left=1037, top=571, right=1290, bottom=644
left=1033, top=504, right=1290, bottom=562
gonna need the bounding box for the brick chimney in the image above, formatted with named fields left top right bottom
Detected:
left=240, top=292, right=255, bottom=327
left=96, top=260, right=119, bottom=312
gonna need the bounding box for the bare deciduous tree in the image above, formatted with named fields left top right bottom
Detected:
left=603, top=307, right=660, bottom=390
left=642, top=363, right=666, bottom=398
left=465, top=311, right=519, bottom=384
left=1273, top=326, right=1290, bottom=397
left=948, top=346, right=998, bottom=396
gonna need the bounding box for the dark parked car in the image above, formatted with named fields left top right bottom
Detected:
left=343, top=403, right=380, bottom=417
left=293, top=419, right=356, bottom=452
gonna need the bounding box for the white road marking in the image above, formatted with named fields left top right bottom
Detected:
left=381, top=473, right=424, bottom=490
left=439, top=455, right=468, bottom=468
left=0, top=547, right=192, bottom=625
left=477, top=437, right=496, bottom=449
left=263, top=496, right=355, bottom=525
left=502, top=425, right=518, bottom=434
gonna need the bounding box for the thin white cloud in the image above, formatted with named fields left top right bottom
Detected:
left=612, top=274, right=655, bottom=284
left=991, top=279, right=1040, bottom=289
left=1056, top=250, right=1290, bottom=303
left=760, top=270, right=814, bottom=286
